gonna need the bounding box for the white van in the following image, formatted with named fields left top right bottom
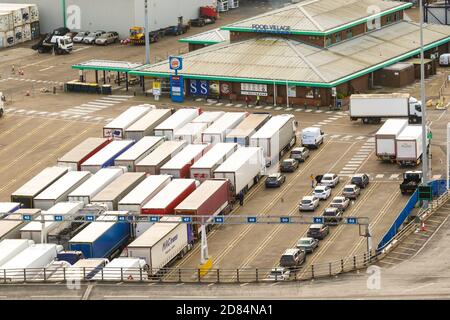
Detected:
left=301, top=127, right=324, bottom=149
left=439, top=54, right=450, bottom=66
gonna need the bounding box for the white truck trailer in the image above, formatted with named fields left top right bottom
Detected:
left=174, top=122, right=208, bottom=144
left=103, top=106, right=151, bottom=139
left=191, top=111, right=225, bottom=126
left=20, top=202, right=84, bottom=243
left=214, top=147, right=264, bottom=195
left=190, top=142, right=238, bottom=181
left=124, top=108, right=172, bottom=141
left=33, top=171, right=92, bottom=210
left=11, top=166, right=68, bottom=208
left=160, top=144, right=210, bottom=178
left=135, top=141, right=186, bottom=175
left=0, top=239, right=34, bottom=266
left=92, top=257, right=148, bottom=281
left=0, top=209, right=41, bottom=240
left=250, top=114, right=296, bottom=166
left=91, top=173, right=146, bottom=210
left=80, top=140, right=135, bottom=173
left=225, top=113, right=271, bottom=146
left=0, top=202, right=21, bottom=216
left=375, top=119, right=409, bottom=161
left=349, top=93, right=422, bottom=124
left=201, top=112, right=247, bottom=144
left=57, top=137, right=111, bottom=171
left=114, top=136, right=164, bottom=171
left=126, top=217, right=192, bottom=275
left=68, top=168, right=124, bottom=205
left=154, top=108, right=200, bottom=140
left=395, top=125, right=429, bottom=167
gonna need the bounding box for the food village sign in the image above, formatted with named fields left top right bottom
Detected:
left=251, top=24, right=292, bottom=34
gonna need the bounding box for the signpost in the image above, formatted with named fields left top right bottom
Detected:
left=152, top=80, right=161, bottom=100
left=418, top=185, right=433, bottom=201
left=169, top=56, right=184, bottom=103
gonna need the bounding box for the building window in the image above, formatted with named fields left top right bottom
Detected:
left=306, top=89, right=314, bottom=98
left=386, top=15, right=392, bottom=24
left=346, top=29, right=353, bottom=40
left=325, top=35, right=332, bottom=46
left=394, top=12, right=400, bottom=21
left=335, top=33, right=341, bottom=43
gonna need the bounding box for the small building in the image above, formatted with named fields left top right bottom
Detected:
left=373, top=63, right=415, bottom=88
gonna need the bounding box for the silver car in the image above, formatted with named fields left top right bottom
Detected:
left=73, top=31, right=90, bottom=43
left=342, top=184, right=361, bottom=200
left=264, top=267, right=291, bottom=281
left=330, top=196, right=350, bottom=211
left=95, top=31, right=119, bottom=45
left=83, top=30, right=105, bottom=44
left=299, top=196, right=320, bottom=212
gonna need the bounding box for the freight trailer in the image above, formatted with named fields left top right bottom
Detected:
left=11, top=166, right=68, bottom=208
left=0, top=209, right=40, bottom=240
left=141, top=179, right=198, bottom=215
left=250, top=114, right=296, bottom=167
left=69, top=211, right=131, bottom=259
left=0, top=239, right=34, bottom=266
left=57, top=137, right=111, bottom=171
left=114, top=136, right=164, bottom=172
left=48, top=258, right=108, bottom=281
left=225, top=113, right=271, bottom=146
left=0, top=243, right=63, bottom=282
left=174, top=122, right=208, bottom=144
left=91, top=173, right=146, bottom=210
left=191, top=111, right=225, bottom=126
left=124, top=108, right=172, bottom=141
left=103, top=106, right=152, bottom=139
left=154, top=108, right=201, bottom=140
left=92, top=257, right=147, bottom=281
left=160, top=143, right=210, bottom=178
left=20, top=202, right=83, bottom=244
left=68, top=168, right=124, bottom=204
left=214, top=147, right=264, bottom=195
left=80, top=140, right=135, bottom=173
left=396, top=125, right=430, bottom=167
left=33, top=171, right=92, bottom=210
left=175, top=179, right=232, bottom=237
left=201, top=112, right=247, bottom=144
left=135, top=140, right=186, bottom=174
left=126, top=217, right=193, bottom=275
left=375, top=119, right=409, bottom=161
left=349, top=93, right=422, bottom=124
left=190, top=142, right=238, bottom=181
left=0, top=202, right=21, bottom=217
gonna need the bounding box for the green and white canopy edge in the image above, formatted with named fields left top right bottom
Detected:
left=72, top=60, right=144, bottom=73
left=179, top=28, right=230, bottom=45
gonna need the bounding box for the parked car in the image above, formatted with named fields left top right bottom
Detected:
left=330, top=196, right=350, bottom=211
left=83, top=30, right=105, bottom=44
left=351, top=173, right=369, bottom=189
left=73, top=31, right=90, bottom=43
left=320, top=173, right=340, bottom=188
left=299, top=196, right=320, bottom=212
left=342, top=184, right=361, bottom=200
left=296, top=237, right=319, bottom=253
left=280, top=158, right=298, bottom=172
left=313, top=185, right=331, bottom=200
left=323, top=207, right=343, bottom=226
left=95, top=31, right=119, bottom=45
left=290, top=147, right=309, bottom=162
left=279, top=248, right=306, bottom=269
left=264, top=267, right=291, bottom=281
left=307, top=224, right=330, bottom=240
left=265, top=173, right=286, bottom=188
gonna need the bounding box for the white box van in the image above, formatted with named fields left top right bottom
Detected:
left=439, top=54, right=450, bottom=66
left=301, top=127, right=324, bottom=149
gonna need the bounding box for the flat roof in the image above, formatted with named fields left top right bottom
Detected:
left=202, top=112, right=247, bottom=135
left=221, top=0, right=411, bottom=35
left=375, top=119, right=408, bottom=136
left=34, top=171, right=91, bottom=201
left=118, top=175, right=172, bottom=205
left=397, top=125, right=423, bottom=140
left=251, top=114, right=293, bottom=140
left=131, top=21, right=450, bottom=88
left=115, top=136, right=163, bottom=161
left=11, top=167, right=68, bottom=197
left=82, top=140, right=134, bottom=166
left=136, top=141, right=186, bottom=166
left=57, top=138, right=109, bottom=163
left=155, top=108, right=199, bottom=131
left=191, top=143, right=237, bottom=169
left=161, top=144, right=209, bottom=170
left=125, top=109, right=172, bottom=132
left=142, top=179, right=196, bottom=209
left=91, top=173, right=145, bottom=202
left=128, top=217, right=182, bottom=247
left=175, top=180, right=227, bottom=211
left=72, top=60, right=143, bottom=72
left=191, top=111, right=225, bottom=124
left=226, top=113, right=271, bottom=139
left=180, top=28, right=230, bottom=45
left=104, top=106, right=151, bottom=130
left=215, top=147, right=262, bottom=172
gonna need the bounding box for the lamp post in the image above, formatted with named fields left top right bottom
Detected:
left=144, top=0, right=150, bottom=65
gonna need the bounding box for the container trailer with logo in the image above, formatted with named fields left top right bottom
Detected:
left=395, top=125, right=430, bottom=166
left=57, top=137, right=111, bottom=171
left=201, top=112, right=247, bottom=144
left=126, top=216, right=193, bottom=275
left=103, top=106, right=151, bottom=139
left=92, top=257, right=147, bottom=281
left=11, top=166, right=68, bottom=208
left=80, top=140, right=135, bottom=173
left=225, top=113, right=271, bottom=146
left=250, top=114, right=296, bottom=167
left=191, top=111, right=225, bottom=126
left=154, top=108, right=200, bottom=140
left=69, top=211, right=131, bottom=259
left=174, top=122, right=208, bottom=144
left=214, top=147, right=264, bottom=196
left=33, top=171, right=91, bottom=210
left=135, top=140, right=186, bottom=174
left=0, top=239, right=34, bottom=266
left=91, top=173, right=145, bottom=210
left=141, top=179, right=197, bottom=215
left=0, top=209, right=40, bottom=240
left=68, top=168, right=124, bottom=204
left=160, top=143, right=210, bottom=178
left=124, top=108, right=172, bottom=141
left=114, top=136, right=164, bottom=172
left=190, top=142, right=238, bottom=181
left=375, top=119, right=409, bottom=161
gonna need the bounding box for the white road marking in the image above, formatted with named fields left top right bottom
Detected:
left=317, top=122, right=327, bottom=125
left=432, top=175, right=442, bottom=180
left=376, top=174, right=384, bottom=179
left=389, top=174, right=401, bottom=180
left=275, top=107, right=283, bottom=110
left=226, top=103, right=233, bottom=107
left=315, top=110, right=323, bottom=113
left=312, top=124, right=322, bottom=127
left=323, top=120, right=333, bottom=123
left=86, top=101, right=115, bottom=106
left=305, top=109, right=313, bottom=113
left=355, top=136, right=365, bottom=140
left=264, top=106, right=273, bottom=110
left=235, top=104, right=243, bottom=108
left=254, top=106, right=263, bottom=109
left=367, top=138, right=375, bottom=142
left=348, top=160, right=363, bottom=164
left=286, top=108, right=293, bottom=111
left=95, top=99, right=120, bottom=104
left=342, top=135, right=353, bottom=139
left=329, top=135, right=341, bottom=139
left=39, top=66, right=54, bottom=72
left=82, top=104, right=108, bottom=109
left=215, top=102, right=223, bottom=106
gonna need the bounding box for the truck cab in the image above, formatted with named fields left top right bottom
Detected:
left=400, top=171, right=422, bottom=195
left=408, top=97, right=422, bottom=124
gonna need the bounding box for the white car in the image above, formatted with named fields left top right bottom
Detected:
left=264, top=267, right=291, bottom=281
left=299, top=196, right=320, bottom=212
left=73, top=31, right=90, bottom=43
left=313, top=185, right=331, bottom=200
left=83, top=30, right=105, bottom=44
left=330, top=196, right=350, bottom=211
left=320, top=173, right=340, bottom=188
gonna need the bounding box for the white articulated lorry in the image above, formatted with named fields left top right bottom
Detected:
left=349, top=93, right=422, bottom=124
left=375, top=119, right=409, bottom=161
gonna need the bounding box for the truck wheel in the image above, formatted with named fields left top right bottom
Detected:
left=362, top=118, right=369, bottom=124
left=0, top=109, right=3, bottom=118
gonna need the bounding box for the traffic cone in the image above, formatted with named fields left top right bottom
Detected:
left=127, top=275, right=134, bottom=281
left=25, top=90, right=30, bottom=96
left=420, top=221, right=427, bottom=232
